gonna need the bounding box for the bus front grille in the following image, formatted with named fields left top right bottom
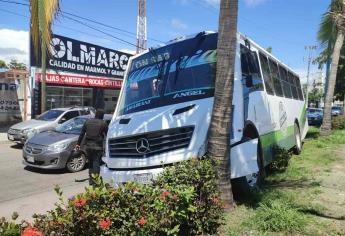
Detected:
left=108, top=126, right=194, bottom=159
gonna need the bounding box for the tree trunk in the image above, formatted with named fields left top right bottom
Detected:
left=320, top=29, right=344, bottom=136
left=207, top=0, right=238, bottom=211
left=40, top=40, right=47, bottom=113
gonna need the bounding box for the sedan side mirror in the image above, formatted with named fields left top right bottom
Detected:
left=59, top=117, right=67, bottom=124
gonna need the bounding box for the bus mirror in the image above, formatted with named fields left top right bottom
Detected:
left=245, top=75, right=253, bottom=87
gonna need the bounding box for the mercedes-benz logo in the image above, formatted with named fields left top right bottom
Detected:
left=136, top=138, right=150, bottom=153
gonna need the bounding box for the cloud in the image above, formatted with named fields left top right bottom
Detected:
left=243, top=0, right=267, bottom=7
left=198, top=0, right=267, bottom=8
left=293, top=68, right=324, bottom=85
left=171, top=18, right=188, bottom=30
left=119, top=49, right=136, bottom=55
left=0, top=28, right=29, bottom=65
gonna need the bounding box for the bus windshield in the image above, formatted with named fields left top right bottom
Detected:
left=118, top=33, right=217, bottom=115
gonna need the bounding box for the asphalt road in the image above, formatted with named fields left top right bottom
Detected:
left=0, top=142, right=88, bottom=221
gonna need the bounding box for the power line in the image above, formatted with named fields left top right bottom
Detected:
left=0, top=0, right=164, bottom=44
left=63, top=14, right=142, bottom=49
left=0, top=7, right=135, bottom=49
left=0, top=0, right=27, bottom=6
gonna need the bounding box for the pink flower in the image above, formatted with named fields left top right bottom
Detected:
left=211, top=196, right=220, bottom=205
left=172, top=194, right=179, bottom=201
left=74, top=198, right=87, bottom=208
left=132, top=187, right=140, bottom=194
left=137, top=217, right=146, bottom=226
left=160, top=190, right=171, bottom=200
left=99, top=218, right=112, bottom=230
left=22, top=226, right=44, bottom=236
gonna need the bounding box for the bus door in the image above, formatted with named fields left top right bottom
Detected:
left=240, top=44, right=271, bottom=132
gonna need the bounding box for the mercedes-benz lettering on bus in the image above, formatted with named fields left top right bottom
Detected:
left=101, top=31, right=308, bottom=187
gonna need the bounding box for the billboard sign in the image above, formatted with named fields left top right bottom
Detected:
left=35, top=72, right=123, bottom=89
left=30, top=34, right=132, bottom=78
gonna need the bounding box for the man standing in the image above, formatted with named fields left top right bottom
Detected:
left=75, top=109, right=108, bottom=186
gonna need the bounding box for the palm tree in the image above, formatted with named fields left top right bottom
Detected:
left=207, top=0, right=238, bottom=210
left=30, top=0, right=60, bottom=113
left=318, top=0, right=345, bottom=136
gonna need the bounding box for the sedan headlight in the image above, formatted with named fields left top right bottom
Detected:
left=21, top=128, right=38, bottom=139
left=47, top=142, right=69, bottom=152
left=21, top=128, right=31, bottom=135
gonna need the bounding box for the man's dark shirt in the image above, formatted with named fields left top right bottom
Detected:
left=77, top=118, right=108, bottom=150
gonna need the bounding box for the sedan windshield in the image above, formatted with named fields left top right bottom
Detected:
left=55, top=117, right=87, bottom=134
left=37, top=110, right=64, bottom=121
left=118, top=33, right=217, bottom=115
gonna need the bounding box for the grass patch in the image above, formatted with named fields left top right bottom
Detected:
left=223, top=128, right=345, bottom=235
left=247, top=199, right=307, bottom=233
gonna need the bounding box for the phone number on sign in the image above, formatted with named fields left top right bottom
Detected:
left=0, top=100, right=20, bottom=111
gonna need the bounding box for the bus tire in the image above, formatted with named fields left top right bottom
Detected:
left=231, top=138, right=265, bottom=200
left=293, top=123, right=302, bottom=155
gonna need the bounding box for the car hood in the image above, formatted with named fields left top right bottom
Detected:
left=308, top=113, right=322, bottom=118
left=27, top=130, right=78, bottom=146
left=10, top=119, right=51, bottom=130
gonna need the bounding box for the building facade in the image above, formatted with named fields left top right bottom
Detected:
left=0, top=69, right=29, bottom=124
left=30, top=34, right=132, bottom=117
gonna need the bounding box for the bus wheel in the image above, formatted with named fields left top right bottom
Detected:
left=231, top=139, right=265, bottom=200
left=293, top=123, right=302, bottom=155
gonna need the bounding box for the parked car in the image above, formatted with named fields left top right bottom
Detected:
left=307, top=108, right=323, bottom=126
left=7, top=107, right=95, bottom=144
left=22, top=114, right=112, bottom=172
left=331, top=106, right=343, bottom=116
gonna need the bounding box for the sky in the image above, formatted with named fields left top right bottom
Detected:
left=0, top=0, right=330, bottom=83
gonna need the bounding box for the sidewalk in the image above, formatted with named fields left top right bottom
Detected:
left=0, top=125, right=10, bottom=144
left=0, top=182, right=88, bottom=222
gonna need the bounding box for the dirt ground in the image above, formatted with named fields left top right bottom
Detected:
left=311, top=144, right=345, bottom=233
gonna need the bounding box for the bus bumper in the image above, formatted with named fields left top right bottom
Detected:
left=101, top=138, right=259, bottom=187
left=230, top=138, right=259, bottom=179
left=100, top=165, right=164, bottom=187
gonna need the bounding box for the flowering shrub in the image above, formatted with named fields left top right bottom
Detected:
left=0, top=158, right=223, bottom=235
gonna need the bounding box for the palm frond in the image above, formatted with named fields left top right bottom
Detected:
left=30, top=0, right=60, bottom=60
left=317, top=0, right=343, bottom=49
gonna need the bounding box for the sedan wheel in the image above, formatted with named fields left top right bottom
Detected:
left=66, top=153, right=86, bottom=173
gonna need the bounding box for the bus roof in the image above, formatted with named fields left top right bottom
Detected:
left=135, top=31, right=300, bottom=78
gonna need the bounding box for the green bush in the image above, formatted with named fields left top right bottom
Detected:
left=0, top=158, right=223, bottom=236
left=332, top=115, right=345, bottom=130
left=269, top=146, right=291, bottom=172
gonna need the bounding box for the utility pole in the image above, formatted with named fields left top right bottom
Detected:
left=136, top=0, right=147, bottom=54
left=304, top=45, right=317, bottom=105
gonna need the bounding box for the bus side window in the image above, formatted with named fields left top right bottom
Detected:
left=278, top=66, right=292, bottom=99
left=258, top=53, right=274, bottom=95
left=294, top=75, right=304, bottom=101
left=288, top=72, right=299, bottom=100
left=240, top=45, right=262, bottom=88
left=268, top=59, right=284, bottom=97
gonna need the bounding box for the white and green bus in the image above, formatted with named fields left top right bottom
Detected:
left=101, top=31, right=308, bottom=189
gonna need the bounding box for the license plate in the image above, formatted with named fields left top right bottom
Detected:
left=133, top=173, right=153, bottom=184
left=27, top=156, right=35, bottom=163
left=8, top=135, right=14, bottom=141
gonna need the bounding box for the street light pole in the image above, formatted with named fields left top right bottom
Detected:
left=304, top=45, right=317, bottom=106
